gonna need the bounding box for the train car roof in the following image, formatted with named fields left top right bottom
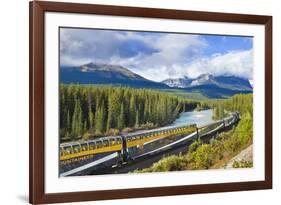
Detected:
left=124, top=123, right=197, bottom=138
left=60, top=135, right=122, bottom=147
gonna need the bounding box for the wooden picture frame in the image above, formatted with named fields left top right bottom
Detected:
left=29, top=1, right=272, bottom=204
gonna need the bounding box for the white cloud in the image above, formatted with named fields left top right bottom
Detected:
left=60, top=28, right=253, bottom=82
left=127, top=49, right=253, bottom=81
left=103, top=33, right=208, bottom=81
left=184, top=49, right=253, bottom=79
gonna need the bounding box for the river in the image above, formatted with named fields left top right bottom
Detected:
left=172, top=109, right=214, bottom=127
left=125, top=109, right=214, bottom=136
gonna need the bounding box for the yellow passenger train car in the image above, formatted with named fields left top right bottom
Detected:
left=59, top=124, right=197, bottom=162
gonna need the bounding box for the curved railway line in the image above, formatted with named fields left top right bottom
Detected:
left=59, top=112, right=240, bottom=177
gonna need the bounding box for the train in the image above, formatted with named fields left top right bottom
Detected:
left=59, top=124, right=198, bottom=160
left=59, top=112, right=240, bottom=176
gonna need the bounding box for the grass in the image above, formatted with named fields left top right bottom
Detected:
left=232, top=160, right=253, bottom=168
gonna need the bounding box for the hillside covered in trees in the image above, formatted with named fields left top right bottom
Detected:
left=59, top=84, right=198, bottom=142
left=209, top=93, right=253, bottom=120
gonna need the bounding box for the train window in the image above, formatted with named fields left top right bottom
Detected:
left=96, top=141, right=102, bottom=148
left=64, top=146, right=72, bottom=154
left=59, top=148, right=64, bottom=156
left=103, top=140, right=109, bottom=147
left=88, top=142, right=96, bottom=150
left=81, top=143, right=88, bottom=151
left=109, top=139, right=114, bottom=145
left=117, top=138, right=121, bottom=144
left=62, top=150, right=67, bottom=156
left=72, top=145, right=81, bottom=153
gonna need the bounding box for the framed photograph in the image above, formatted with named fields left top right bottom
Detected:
left=29, top=1, right=272, bottom=204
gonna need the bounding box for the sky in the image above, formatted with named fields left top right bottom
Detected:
left=60, top=27, right=253, bottom=82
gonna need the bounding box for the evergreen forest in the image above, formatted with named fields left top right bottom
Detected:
left=59, top=84, right=198, bottom=142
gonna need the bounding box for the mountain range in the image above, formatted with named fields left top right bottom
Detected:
left=60, top=62, right=168, bottom=89
left=60, top=62, right=252, bottom=99
left=162, top=73, right=252, bottom=91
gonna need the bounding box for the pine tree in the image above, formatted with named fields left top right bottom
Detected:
left=107, top=91, right=120, bottom=130
left=88, top=105, right=94, bottom=130
left=144, top=98, right=149, bottom=123
left=83, top=120, right=87, bottom=133
left=66, top=110, right=71, bottom=134
left=71, top=99, right=82, bottom=138
left=96, top=104, right=106, bottom=133
left=135, top=110, right=140, bottom=128
left=117, top=103, right=125, bottom=130
left=129, top=96, right=136, bottom=126
left=106, top=108, right=113, bottom=132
